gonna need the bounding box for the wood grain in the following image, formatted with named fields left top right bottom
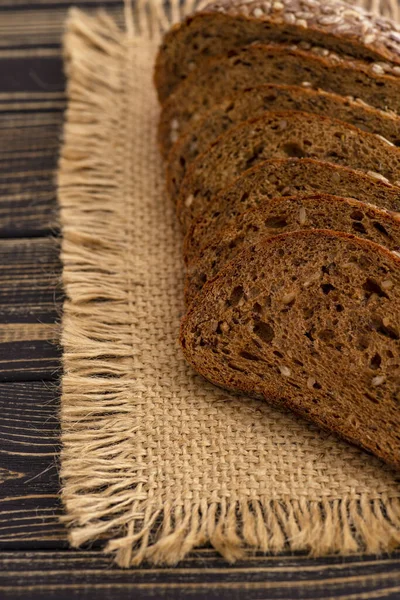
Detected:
left=0, top=238, right=61, bottom=381
left=0, top=382, right=66, bottom=548
left=0, top=550, right=400, bottom=599
left=0, top=110, right=63, bottom=237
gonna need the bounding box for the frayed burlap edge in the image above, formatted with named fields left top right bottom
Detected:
left=58, top=1, right=400, bottom=567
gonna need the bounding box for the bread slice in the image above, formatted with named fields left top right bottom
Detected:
left=155, top=0, right=400, bottom=101
left=159, top=43, right=400, bottom=157
left=167, top=84, right=400, bottom=201
left=177, top=111, right=400, bottom=231
left=184, top=194, right=400, bottom=305
left=180, top=229, right=400, bottom=468
left=184, top=159, right=400, bottom=264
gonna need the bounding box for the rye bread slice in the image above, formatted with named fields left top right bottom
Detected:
left=184, top=159, right=400, bottom=264
left=177, top=111, right=400, bottom=231
left=180, top=229, right=400, bottom=468
left=159, top=43, right=400, bottom=157
left=167, top=84, right=400, bottom=201
left=184, top=194, right=400, bottom=305
left=155, top=0, right=400, bottom=101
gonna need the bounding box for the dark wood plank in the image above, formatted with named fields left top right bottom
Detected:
left=0, top=57, right=64, bottom=93
left=0, top=382, right=66, bottom=548
left=0, top=109, right=63, bottom=237
left=0, top=238, right=61, bottom=381
left=0, top=550, right=400, bottom=599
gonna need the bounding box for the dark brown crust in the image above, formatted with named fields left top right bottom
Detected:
left=183, top=193, right=400, bottom=305
left=155, top=1, right=400, bottom=101
left=177, top=110, right=400, bottom=231
left=180, top=229, right=400, bottom=468
left=183, top=159, right=400, bottom=264
left=165, top=83, right=400, bottom=201
left=158, top=43, right=400, bottom=157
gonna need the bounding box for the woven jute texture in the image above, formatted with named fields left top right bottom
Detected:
left=59, top=0, right=400, bottom=567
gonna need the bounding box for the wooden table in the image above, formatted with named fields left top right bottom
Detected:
left=1, top=1, right=400, bottom=597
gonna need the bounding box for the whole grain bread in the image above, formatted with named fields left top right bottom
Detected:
left=177, top=111, right=400, bottom=231
left=159, top=44, right=400, bottom=158
left=155, top=0, right=400, bottom=101
left=184, top=194, right=400, bottom=305
left=184, top=159, right=400, bottom=264
left=167, top=84, right=400, bottom=201
left=180, top=229, right=400, bottom=468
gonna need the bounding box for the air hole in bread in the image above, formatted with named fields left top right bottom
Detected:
left=321, top=283, right=336, bottom=295
left=356, top=335, right=369, bottom=350
left=288, top=382, right=301, bottom=390
left=377, top=319, right=399, bottom=340
left=239, top=351, right=260, bottom=361
left=370, top=353, right=382, bottom=370
left=336, top=304, right=344, bottom=312
left=322, top=262, right=336, bottom=274
left=352, top=221, right=367, bottom=234
left=229, top=236, right=245, bottom=249
left=373, top=221, right=390, bottom=237
left=263, top=94, right=278, bottom=103
left=363, top=278, right=389, bottom=299
left=282, top=142, right=306, bottom=158
left=253, top=302, right=263, bottom=314
left=253, top=321, right=275, bottom=343
left=273, top=350, right=284, bottom=358
left=318, top=329, right=335, bottom=342
left=264, top=216, right=288, bottom=228
left=228, top=285, right=245, bottom=307
left=365, top=392, right=379, bottom=404
left=305, top=328, right=315, bottom=341
left=350, top=210, right=364, bottom=221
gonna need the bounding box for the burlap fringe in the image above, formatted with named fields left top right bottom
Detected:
left=59, top=5, right=400, bottom=567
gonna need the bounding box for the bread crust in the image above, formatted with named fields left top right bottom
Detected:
left=180, top=229, right=400, bottom=468
left=155, top=0, right=400, bottom=101
left=184, top=193, right=400, bottom=305
left=183, top=159, right=400, bottom=265
left=165, top=83, right=400, bottom=201
left=158, top=43, right=400, bottom=158
left=177, top=110, right=400, bottom=231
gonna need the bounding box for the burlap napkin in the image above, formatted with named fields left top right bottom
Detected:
left=59, top=0, right=400, bottom=567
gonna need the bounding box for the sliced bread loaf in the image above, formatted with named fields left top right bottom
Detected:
left=155, top=0, right=400, bottom=101
left=177, top=111, right=400, bottom=231
left=184, top=194, right=400, bottom=305
left=180, top=229, right=400, bottom=468
left=159, top=43, right=400, bottom=157
left=167, top=84, right=400, bottom=201
left=184, top=159, right=400, bottom=264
